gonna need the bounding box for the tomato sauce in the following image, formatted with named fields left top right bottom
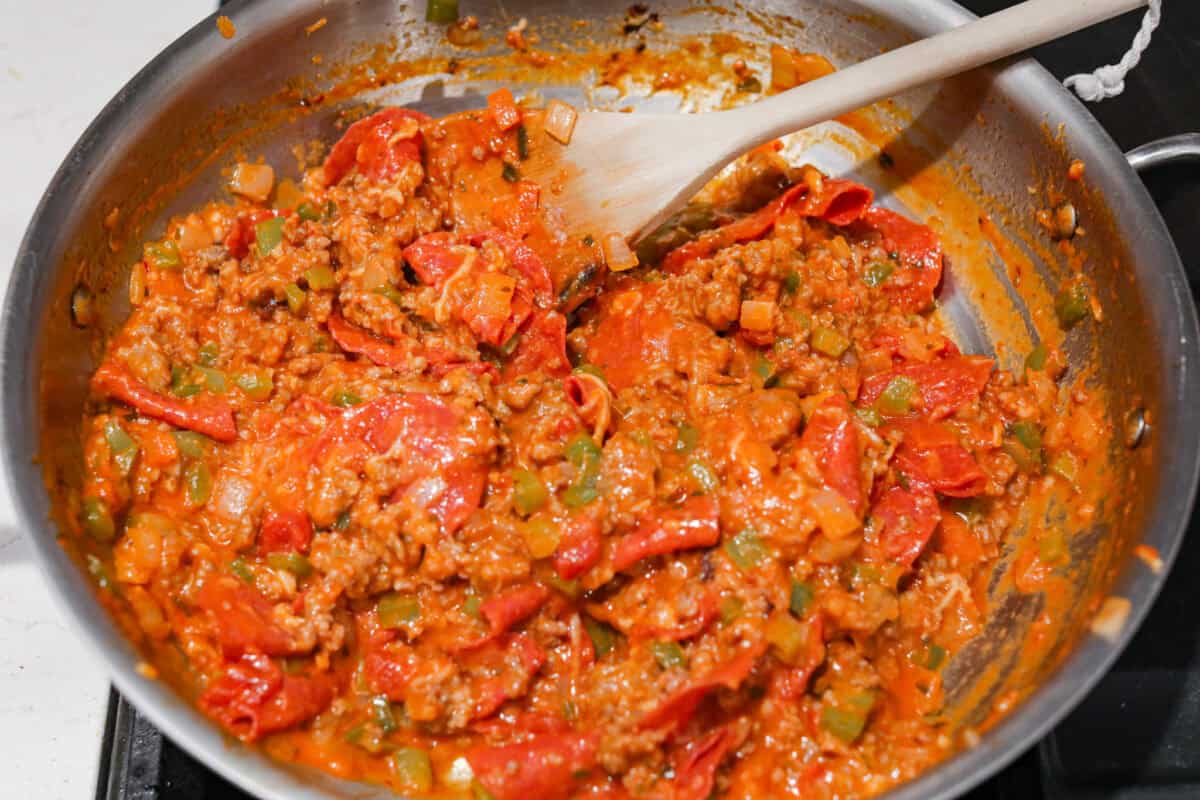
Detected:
left=73, top=87, right=1103, bottom=799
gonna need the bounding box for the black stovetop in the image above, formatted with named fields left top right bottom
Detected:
left=96, top=2, right=1200, bottom=798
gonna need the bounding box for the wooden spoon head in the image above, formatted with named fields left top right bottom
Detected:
left=521, top=110, right=734, bottom=245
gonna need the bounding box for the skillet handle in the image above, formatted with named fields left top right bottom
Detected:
left=1125, top=133, right=1200, bottom=172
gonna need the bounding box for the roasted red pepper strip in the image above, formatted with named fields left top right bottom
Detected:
left=92, top=362, right=237, bottom=442
left=859, top=355, right=994, bottom=420
left=472, top=633, right=547, bottom=719
left=323, top=107, right=429, bottom=185
left=314, top=393, right=456, bottom=459
left=466, top=732, right=599, bottom=800
left=871, top=479, right=942, bottom=566
left=612, top=495, right=721, bottom=572
left=502, top=310, right=570, bottom=382
left=933, top=509, right=987, bottom=564
left=799, top=394, right=863, bottom=513
left=198, top=652, right=333, bottom=742
left=258, top=510, right=313, bottom=554
left=402, top=232, right=468, bottom=287
left=194, top=577, right=303, bottom=659
left=462, top=272, right=532, bottom=348
left=326, top=312, right=417, bottom=369
left=469, top=230, right=555, bottom=307
left=861, top=206, right=943, bottom=311
left=364, top=642, right=417, bottom=701
left=359, top=612, right=418, bottom=701
left=663, top=180, right=873, bottom=272
left=379, top=410, right=487, bottom=534
left=554, top=513, right=603, bottom=580
left=479, top=584, right=551, bottom=639
left=672, top=727, right=735, bottom=800
left=639, top=642, right=765, bottom=732
left=312, top=394, right=488, bottom=535
left=410, top=460, right=488, bottom=537
left=861, top=207, right=942, bottom=272
left=892, top=419, right=986, bottom=497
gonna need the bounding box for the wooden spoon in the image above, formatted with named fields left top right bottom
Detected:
left=525, top=0, right=1147, bottom=252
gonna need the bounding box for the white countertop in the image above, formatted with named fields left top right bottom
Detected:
left=0, top=2, right=213, bottom=796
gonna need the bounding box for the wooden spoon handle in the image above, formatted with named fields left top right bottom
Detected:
left=722, top=0, right=1146, bottom=149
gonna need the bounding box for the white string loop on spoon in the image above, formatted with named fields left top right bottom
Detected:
left=1063, top=0, right=1161, bottom=101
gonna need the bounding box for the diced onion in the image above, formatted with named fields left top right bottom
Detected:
left=273, top=179, right=305, bottom=211
left=128, top=262, right=147, bottom=307
left=175, top=213, right=214, bottom=252
left=544, top=99, right=578, bottom=145
left=739, top=300, right=776, bottom=332
left=770, top=45, right=836, bottom=91
left=230, top=162, right=275, bottom=203
left=1053, top=202, right=1077, bottom=240
left=602, top=233, right=638, bottom=272
left=809, top=488, right=859, bottom=540
left=1090, top=595, right=1131, bottom=642
left=445, top=756, right=475, bottom=789
left=70, top=284, right=95, bottom=327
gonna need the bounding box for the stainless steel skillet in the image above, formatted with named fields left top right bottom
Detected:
left=4, top=1, right=1198, bottom=798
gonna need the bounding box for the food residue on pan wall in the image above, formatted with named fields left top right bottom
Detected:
left=216, top=15, right=236, bottom=40
left=1134, top=543, right=1162, bottom=573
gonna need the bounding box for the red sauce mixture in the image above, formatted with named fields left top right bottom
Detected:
left=75, top=87, right=1101, bottom=798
